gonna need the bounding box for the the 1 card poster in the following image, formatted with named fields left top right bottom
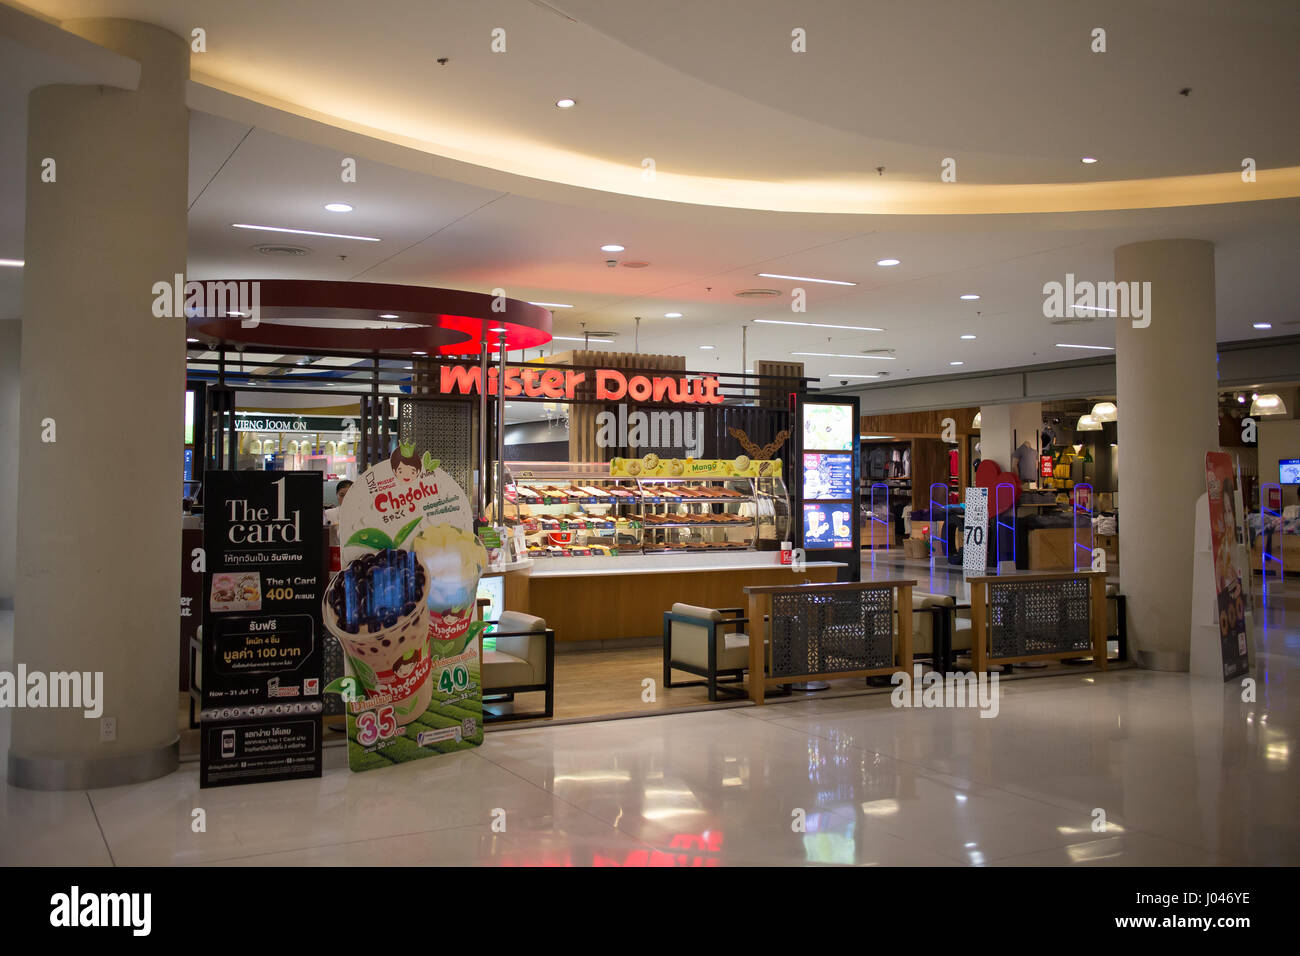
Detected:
left=200, top=471, right=324, bottom=787
left=1204, top=453, right=1250, bottom=681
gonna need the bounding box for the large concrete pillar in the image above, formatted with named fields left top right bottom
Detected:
left=1115, top=240, right=1217, bottom=671
left=10, top=20, right=188, bottom=788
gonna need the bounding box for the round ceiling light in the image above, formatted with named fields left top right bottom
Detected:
left=1254, top=322, right=1272, bottom=329
left=600, top=244, right=624, bottom=252
left=960, top=294, right=980, bottom=300
left=876, top=258, right=901, bottom=267
left=949, top=361, right=964, bottom=366
left=664, top=312, right=683, bottom=318
left=379, top=313, right=399, bottom=319
left=1081, top=157, right=1099, bottom=164
left=556, top=98, right=576, bottom=109
left=324, top=203, right=353, bottom=213
left=1090, top=401, right=1118, bottom=422
left=961, top=334, right=976, bottom=340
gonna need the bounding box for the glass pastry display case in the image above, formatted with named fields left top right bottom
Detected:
left=501, top=461, right=789, bottom=557
left=497, top=462, right=644, bottom=557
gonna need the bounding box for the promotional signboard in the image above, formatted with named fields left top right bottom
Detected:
left=608, top=455, right=782, bottom=479
left=200, top=472, right=324, bottom=788
left=1205, top=452, right=1250, bottom=681
left=962, top=487, right=990, bottom=578
left=325, top=442, right=489, bottom=771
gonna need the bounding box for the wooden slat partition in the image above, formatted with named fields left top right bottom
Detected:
left=743, top=580, right=915, bottom=705
left=967, top=570, right=1108, bottom=670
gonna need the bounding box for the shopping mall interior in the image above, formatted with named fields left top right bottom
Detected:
left=1, top=0, right=1298, bottom=880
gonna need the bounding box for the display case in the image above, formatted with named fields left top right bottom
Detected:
left=502, top=461, right=789, bottom=557
left=499, top=462, right=644, bottom=558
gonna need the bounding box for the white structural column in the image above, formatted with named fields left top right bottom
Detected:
left=11, top=20, right=188, bottom=788
left=977, top=402, right=1041, bottom=474
left=1114, top=239, right=1218, bottom=671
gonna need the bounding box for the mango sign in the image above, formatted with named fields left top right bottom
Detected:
left=439, top=365, right=724, bottom=406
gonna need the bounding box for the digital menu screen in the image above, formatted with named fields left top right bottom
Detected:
left=803, top=452, right=854, bottom=499
left=802, top=403, right=853, bottom=451
left=803, top=503, right=854, bottom=549
left=1281, top=459, right=1300, bottom=485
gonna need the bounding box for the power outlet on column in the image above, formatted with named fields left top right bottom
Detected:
left=100, top=717, right=116, bottom=742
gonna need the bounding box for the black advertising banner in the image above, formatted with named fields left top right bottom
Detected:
left=200, top=471, right=324, bottom=787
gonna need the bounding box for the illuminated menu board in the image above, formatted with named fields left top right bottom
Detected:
left=803, top=452, right=854, bottom=499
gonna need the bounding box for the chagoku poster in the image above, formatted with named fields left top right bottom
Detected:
left=324, top=441, right=489, bottom=772
left=200, top=472, right=324, bottom=788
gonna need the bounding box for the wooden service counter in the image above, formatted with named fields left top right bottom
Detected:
left=514, top=553, right=843, bottom=643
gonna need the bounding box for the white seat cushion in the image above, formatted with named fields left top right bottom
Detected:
left=482, top=648, right=536, bottom=689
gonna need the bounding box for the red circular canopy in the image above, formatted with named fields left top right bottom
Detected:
left=184, top=279, right=552, bottom=355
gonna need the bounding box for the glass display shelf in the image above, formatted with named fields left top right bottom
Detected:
left=501, top=462, right=789, bottom=556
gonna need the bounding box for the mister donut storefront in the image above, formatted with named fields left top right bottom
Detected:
left=180, top=279, right=861, bottom=736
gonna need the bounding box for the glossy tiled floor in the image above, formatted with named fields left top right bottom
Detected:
left=1, top=578, right=1296, bottom=866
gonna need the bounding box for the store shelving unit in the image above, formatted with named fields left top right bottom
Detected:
left=503, top=462, right=788, bottom=557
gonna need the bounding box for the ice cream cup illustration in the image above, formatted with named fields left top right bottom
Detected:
left=413, top=524, right=488, bottom=659
left=323, top=548, right=434, bottom=726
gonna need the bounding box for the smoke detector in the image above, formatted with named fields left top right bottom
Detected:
left=254, top=244, right=311, bottom=256
left=733, top=288, right=781, bottom=298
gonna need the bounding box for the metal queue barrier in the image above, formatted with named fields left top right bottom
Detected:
left=967, top=571, right=1109, bottom=673
left=742, top=580, right=916, bottom=705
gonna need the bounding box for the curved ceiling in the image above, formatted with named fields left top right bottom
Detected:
left=19, top=0, right=1300, bottom=213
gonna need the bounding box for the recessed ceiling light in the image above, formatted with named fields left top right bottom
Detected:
left=1254, top=322, right=1272, bottom=329
left=324, top=203, right=353, bottom=213
left=792, top=351, right=895, bottom=360
left=1237, top=395, right=1246, bottom=403
left=489, top=326, right=507, bottom=332
left=0, top=258, right=24, bottom=267
left=700, top=345, right=715, bottom=350
left=755, top=319, right=883, bottom=332
left=600, top=244, right=624, bottom=252
left=664, top=312, right=683, bottom=318
left=756, top=272, right=857, bottom=286
left=960, top=294, right=980, bottom=300
left=529, top=301, right=573, bottom=308
left=961, top=334, right=976, bottom=340
left=876, top=258, right=900, bottom=267
left=379, top=313, right=399, bottom=319
left=413, top=350, right=427, bottom=355
left=186, top=337, right=199, bottom=343
left=949, top=361, right=964, bottom=366
left=1055, top=343, right=1115, bottom=351
left=1081, top=157, right=1099, bottom=164
left=556, top=98, right=576, bottom=109
left=232, top=223, right=380, bottom=241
